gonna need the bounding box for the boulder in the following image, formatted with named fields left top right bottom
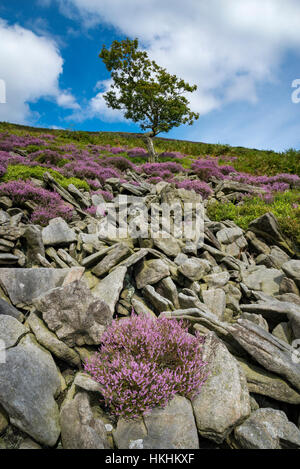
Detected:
left=241, top=265, right=284, bottom=296
left=92, top=243, right=131, bottom=277
left=42, top=217, right=77, bottom=246
left=0, top=298, right=24, bottom=321
left=282, top=260, right=300, bottom=288
left=114, top=395, right=199, bottom=449
left=60, top=392, right=110, bottom=449
left=34, top=280, right=111, bottom=347
left=92, top=266, right=127, bottom=315
left=192, top=332, right=250, bottom=443
left=0, top=334, right=61, bottom=446
left=0, top=315, right=28, bottom=348
left=0, top=268, right=75, bottom=305
left=202, top=289, right=226, bottom=320
left=135, top=259, right=169, bottom=289
left=230, top=319, right=300, bottom=392
left=234, top=408, right=300, bottom=449
left=24, top=225, right=45, bottom=266
left=178, top=258, right=211, bottom=282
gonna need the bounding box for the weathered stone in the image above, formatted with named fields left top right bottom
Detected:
left=0, top=315, right=28, bottom=348
left=0, top=334, right=61, bottom=446
left=178, top=258, right=211, bottom=282
left=0, top=268, right=73, bottom=305
left=234, top=408, right=300, bottom=449
left=35, top=280, right=111, bottom=347
left=241, top=265, right=284, bottom=296
left=0, top=298, right=24, bottom=321
left=42, top=217, right=77, bottom=246
left=155, top=277, right=179, bottom=309
left=203, top=271, right=230, bottom=289
left=92, top=266, right=127, bottom=316
left=240, top=301, right=300, bottom=332
left=0, top=405, right=9, bottom=434
left=60, top=392, right=110, bottom=449
left=92, top=243, right=131, bottom=277
left=272, top=322, right=294, bottom=344
left=230, top=319, right=300, bottom=392
left=202, top=289, right=226, bottom=320
left=153, top=234, right=181, bottom=258
left=131, top=295, right=156, bottom=318
left=73, top=372, right=103, bottom=394
left=142, top=285, right=173, bottom=313
left=114, top=395, right=199, bottom=449
left=236, top=357, right=300, bottom=404
left=26, top=312, right=81, bottom=367
left=282, top=260, right=300, bottom=288
left=240, top=312, right=269, bottom=331
left=19, top=438, right=42, bottom=449
left=192, top=332, right=250, bottom=443
left=24, top=225, right=45, bottom=266
left=135, top=259, right=169, bottom=289
left=0, top=253, right=19, bottom=265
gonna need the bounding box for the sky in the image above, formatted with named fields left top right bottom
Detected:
left=0, top=0, right=300, bottom=151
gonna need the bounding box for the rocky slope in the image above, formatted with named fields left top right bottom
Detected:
left=0, top=165, right=300, bottom=450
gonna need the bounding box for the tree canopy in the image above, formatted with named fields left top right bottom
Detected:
left=99, top=38, right=199, bottom=143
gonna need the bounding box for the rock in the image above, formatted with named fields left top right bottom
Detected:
left=24, top=225, right=45, bottom=266
left=135, top=259, right=169, bottom=289
left=0, top=268, right=74, bottom=305
left=0, top=253, right=19, bottom=265
left=282, top=260, right=300, bottom=288
left=19, top=438, right=42, bottom=449
left=60, top=392, right=110, bottom=449
left=155, top=277, right=180, bottom=309
left=92, top=266, right=127, bottom=316
left=116, top=248, right=149, bottom=269
left=153, top=234, right=181, bottom=258
left=73, top=372, right=103, bottom=393
left=234, top=408, right=300, bottom=449
left=236, top=357, right=300, bottom=404
left=272, top=322, right=294, bottom=344
left=42, top=217, right=77, bottom=246
left=240, top=312, right=269, bottom=331
left=192, top=332, right=250, bottom=443
left=241, top=265, right=284, bottom=296
left=92, top=243, right=131, bottom=277
left=279, top=276, right=299, bottom=296
left=142, top=285, right=173, bottom=313
left=0, top=334, right=61, bottom=446
left=178, top=258, right=211, bottom=282
left=26, top=312, right=81, bottom=367
left=34, top=280, right=111, bottom=347
left=216, top=227, right=247, bottom=257
left=203, top=271, right=230, bottom=288
left=257, top=246, right=290, bottom=269
left=240, top=301, right=300, bottom=332
left=0, top=405, right=8, bottom=434
left=248, top=212, right=292, bottom=253
left=131, top=295, right=156, bottom=318
left=114, top=395, right=199, bottom=449
left=0, top=298, right=24, bottom=321
left=0, top=315, right=28, bottom=348
left=230, top=319, right=300, bottom=392
left=202, top=289, right=226, bottom=320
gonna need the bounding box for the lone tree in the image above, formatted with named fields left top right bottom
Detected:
left=99, top=38, right=199, bottom=162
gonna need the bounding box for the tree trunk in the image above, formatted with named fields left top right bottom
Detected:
left=144, top=132, right=157, bottom=163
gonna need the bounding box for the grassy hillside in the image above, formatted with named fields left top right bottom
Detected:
left=0, top=121, right=299, bottom=246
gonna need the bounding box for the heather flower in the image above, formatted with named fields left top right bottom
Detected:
left=176, top=179, right=213, bottom=199
left=85, top=314, right=208, bottom=419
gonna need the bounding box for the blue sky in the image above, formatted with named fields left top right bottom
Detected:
left=0, top=0, right=300, bottom=151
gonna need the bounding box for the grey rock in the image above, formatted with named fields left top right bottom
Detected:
left=237, top=357, right=300, bottom=404
left=202, top=289, right=226, bottom=320
left=26, top=312, right=81, bottom=367
left=35, top=280, right=111, bottom=347
left=24, top=225, right=45, bottom=266
left=92, top=266, right=127, bottom=315
left=241, top=265, right=284, bottom=296
left=203, top=271, right=230, bottom=288
left=142, top=285, right=173, bottom=313
left=114, top=395, right=199, bottom=449
left=234, top=408, right=300, bottom=449
left=42, top=217, right=77, bottom=246
left=178, top=258, right=211, bottom=281
left=272, top=322, right=294, bottom=344
left=282, top=260, right=300, bottom=288
left=230, top=319, right=300, bottom=392
left=153, top=234, right=181, bottom=258
left=0, top=298, right=24, bottom=321
left=60, top=392, right=110, bottom=449
left=19, top=438, right=42, bottom=450
left=0, top=334, right=61, bottom=446
left=192, top=332, right=250, bottom=443
left=240, top=301, right=300, bottom=333
left=73, top=372, right=103, bottom=393
left=0, top=315, right=28, bottom=348
left=0, top=268, right=73, bottom=305
left=92, top=243, right=131, bottom=277
left=0, top=253, right=19, bottom=265
left=135, top=259, right=169, bottom=289
left=155, top=277, right=179, bottom=309
left=240, top=312, right=269, bottom=331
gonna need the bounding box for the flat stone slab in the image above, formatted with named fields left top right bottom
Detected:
left=42, top=217, right=77, bottom=246
left=0, top=268, right=77, bottom=305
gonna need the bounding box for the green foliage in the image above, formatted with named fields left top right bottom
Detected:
left=207, top=191, right=300, bottom=244
left=99, top=38, right=199, bottom=137
left=2, top=165, right=89, bottom=191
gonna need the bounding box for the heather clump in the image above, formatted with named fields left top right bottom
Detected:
left=139, top=161, right=185, bottom=176
left=84, top=314, right=207, bottom=419
left=176, top=179, right=213, bottom=199
left=0, top=180, right=73, bottom=225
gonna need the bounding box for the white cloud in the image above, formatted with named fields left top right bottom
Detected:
left=0, top=19, right=79, bottom=123
left=57, top=0, right=300, bottom=121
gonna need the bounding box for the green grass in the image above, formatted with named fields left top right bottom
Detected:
left=207, top=191, right=300, bottom=246
left=2, top=165, right=90, bottom=191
